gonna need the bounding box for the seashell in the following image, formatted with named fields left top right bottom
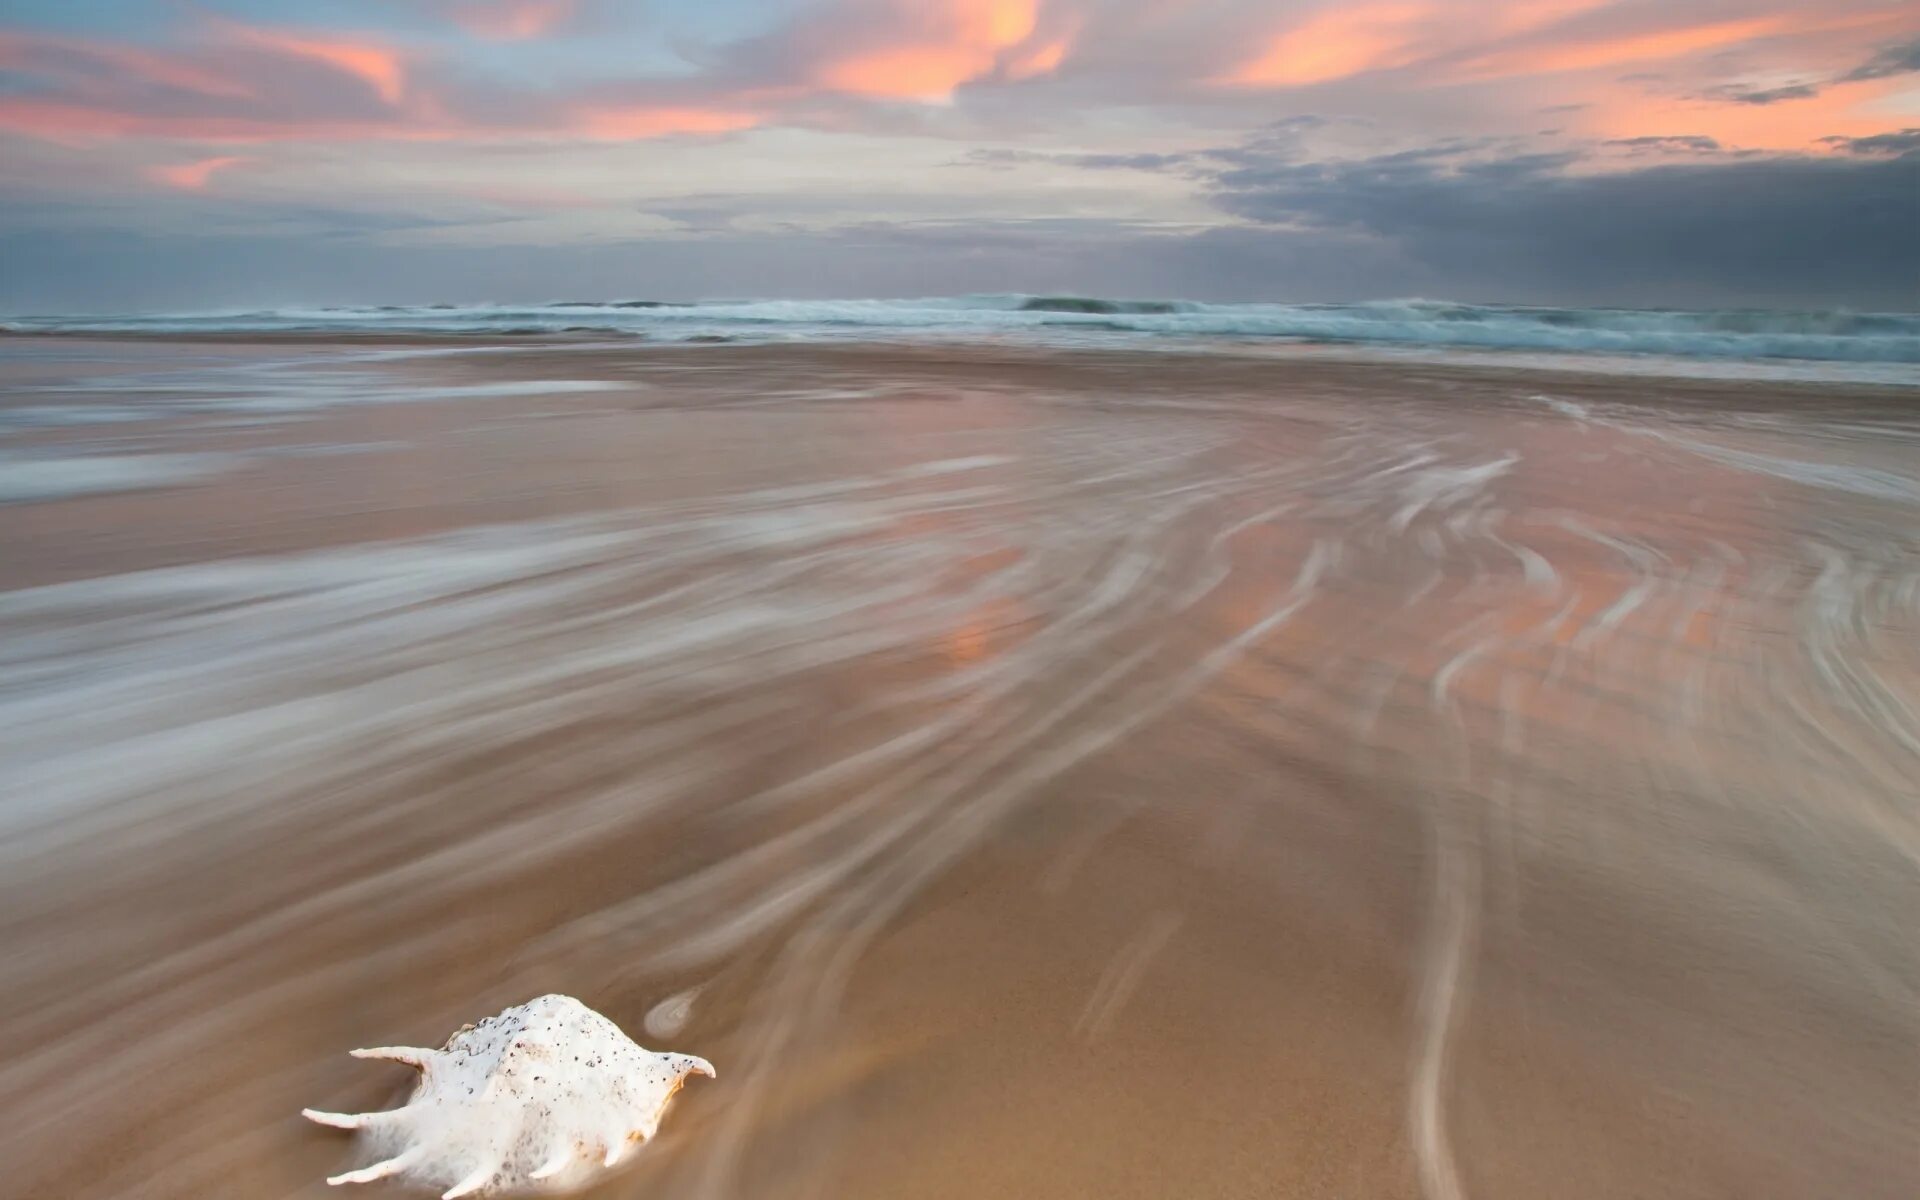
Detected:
left=304, top=993, right=714, bottom=1198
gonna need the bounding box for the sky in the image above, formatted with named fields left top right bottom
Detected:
left=0, top=0, right=1915, bottom=311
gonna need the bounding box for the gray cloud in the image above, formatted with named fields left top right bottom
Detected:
left=959, top=148, right=1196, bottom=171
left=0, top=219, right=1224, bottom=314
left=644, top=205, right=739, bottom=233
left=1681, top=34, right=1920, bottom=109
left=5, top=135, right=1912, bottom=315
left=1605, top=135, right=1722, bottom=154
left=1200, top=140, right=1919, bottom=308
left=1684, top=36, right=1920, bottom=110
left=1838, top=37, right=1920, bottom=82
left=1702, top=82, right=1819, bottom=105
left=1819, top=128, right=1920, bottom=157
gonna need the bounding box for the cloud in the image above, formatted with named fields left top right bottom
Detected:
left=1704, top=82, right=1820, bottom=104
left=0, top=2, right=1092, bottom=145
left=0, top=22, right=430, bottom=144
left=147, top=155, right=248, bottom=190
left=1837, top=36, right=1920, bottom=82
left=688, top=0, right=1067, bottom=104
left=440, top=1, right=578, bottom=41
left=793, top=0, right=1061, bottom=99
left=960, top=147, right=1196, bottom=171
left=219, top=23, right=408, bottom=105
left=0, top=20, right=758, bottom=145
left=1, top=136, right=1910, bottom=310
left=1675, top=34, right=1920, bottom=110
left=1224, top=3, right=1438, bottom=87
left=450, top=182, right=597, bottom=210
left=1215, top=4, right=1882, bottom=91
left=0, top=31, right=253, bottom=100
left=1583, top=69, right=1916, bottom=151
left=2, top=1, right=1918, bottom=311
left=1006, top=37, right=1071, bottom=80
left=1199, top=136, right=1918, bottom=306
left=0, top=1, right=1912, bottom=151
left=1820, top=127, right=1920, bottom=155
left=570, top=106, right=760, bottom=139
left=1453, top=15, right=1791, bottom=80
left=1214, top=1, right=1799, bottom=90
left=1604, top=134, right=1722, bottom=152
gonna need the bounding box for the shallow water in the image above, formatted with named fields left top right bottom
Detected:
left=1, top=338, right=1916, bottom=1199
left=9, top=295, right=1920, bottom=371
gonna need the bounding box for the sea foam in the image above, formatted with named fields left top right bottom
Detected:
left=6, top=295, right=1919, bottom=369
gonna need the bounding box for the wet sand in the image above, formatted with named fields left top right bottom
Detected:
left=1, top=336, right=1916, bottom=1199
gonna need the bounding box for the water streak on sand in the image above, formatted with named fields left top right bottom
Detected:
left=0, top=338, right=1916, bottom=1199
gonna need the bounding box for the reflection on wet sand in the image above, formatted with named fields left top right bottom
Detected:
left=1, top=338, right=1915, bottom=1199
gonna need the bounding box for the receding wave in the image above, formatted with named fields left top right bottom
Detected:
left=6, top=294, right=1918, bottom=367
left=1017, top=296, right=1187, bottom=315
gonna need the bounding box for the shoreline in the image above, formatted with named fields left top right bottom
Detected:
left=5, top=335, right=1918, bottom=593
left=7, top=326, right=1917, bottom=388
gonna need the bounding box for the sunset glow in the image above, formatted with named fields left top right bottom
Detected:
left=573, top=105, right=761, bottom=140
left=224, top=23, right=407, bottom=104
left=146, top=155, right=248, bottom=190
left=448, top=0, right=577, bottom=41
left=818, top=0, right=1041, bottom=98
left=1228, top=3, right=1435, bottom=87
left=0, top=0, right=1911, bottom=308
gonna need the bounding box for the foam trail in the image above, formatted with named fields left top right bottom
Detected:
left=4, top=337, right=1917, bottom=1200
left=1412, top=810, right=1479, bottom=1200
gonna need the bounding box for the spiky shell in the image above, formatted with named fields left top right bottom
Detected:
left=304, top=994, right=714, bottom=1198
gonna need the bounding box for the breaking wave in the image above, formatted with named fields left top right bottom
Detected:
left=7, top=295, right=1918, bottom=366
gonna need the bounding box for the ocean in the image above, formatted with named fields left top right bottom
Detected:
left=7, top=294, right=1920, bottom=382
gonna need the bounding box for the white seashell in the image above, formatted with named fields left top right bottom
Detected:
left=304, top=994, right=714, bottom=1198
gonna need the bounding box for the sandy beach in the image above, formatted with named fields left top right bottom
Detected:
left=1, top=335, right=1915, bottom=1200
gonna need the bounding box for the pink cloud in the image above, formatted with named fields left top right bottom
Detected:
left=0, top=98, right=459, bottom=143
left=0, top=1, right=1911, bottom=158
left=221, top=23, right=408, bottom=104
left=445, top=1, right=577, bottom=41
left=813, top=0, right=1048, bottom=99
left=1224, top=3, right=1437, bottom=88
left=1453, top=14, right=1796, bottom=80
left=1581, top=75, right=1916, bottom=150
left=1218, top=2, right=1916, bottom=94
left=0, top=32, right=252, bottom=99
left=146, top=155, right=248, bottom=190
left=571, top=106, right=760, bottom=139
left=1004, top=37, right=1070, bottom=80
